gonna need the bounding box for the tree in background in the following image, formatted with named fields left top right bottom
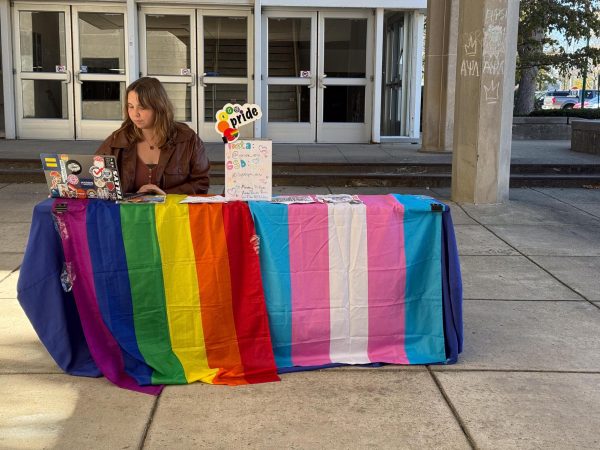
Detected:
left=514, top=0, right=600, bottom=115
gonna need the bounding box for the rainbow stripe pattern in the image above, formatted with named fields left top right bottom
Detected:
left=249, top=194, right=447, bottom=368
left=53, top=197, right=279, bottom=394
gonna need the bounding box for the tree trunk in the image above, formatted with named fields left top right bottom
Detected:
left=514, top=66, right=539, bottom=115
left=514, top=29, right=544, bottom=116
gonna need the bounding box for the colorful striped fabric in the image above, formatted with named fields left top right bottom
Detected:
left=249, top=194, right=447, bottom=369
left=53, top=197, right=279, bottom=394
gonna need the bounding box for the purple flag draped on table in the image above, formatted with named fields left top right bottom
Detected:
left=249, top=194, right=449, bottom=369
left=17, top=199, right=101, bottom=377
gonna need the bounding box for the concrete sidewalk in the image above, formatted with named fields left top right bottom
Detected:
left=1, top=138, right=600, bottom=165
left=1, top=183, right=600, bottom=449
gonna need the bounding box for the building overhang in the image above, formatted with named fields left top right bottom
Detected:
left=261, top=0, right=427, bottom=9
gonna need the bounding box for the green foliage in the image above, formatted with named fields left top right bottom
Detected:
left=536, top=69, right=560, bottom=89
left=518, top=0, right=600, bottom=74
left=528, top=108, right=600, bottom=119
left=515, top=1, right=600, bottom=114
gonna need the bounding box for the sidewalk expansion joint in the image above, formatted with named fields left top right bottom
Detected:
left=427, top=369, right=600, bottom=374
left=531, top=187, right=600, bottom=221
left=0, top=372, right=66, bottom=376
left=0, top=264, right=21, bottom=284
left=426, top=366, right=478, bottom=450
left=138, top=392, right=161, bottom=450
left=462, top=298, right=592, bottom=302
left=455, top=195, right=599, bottom=311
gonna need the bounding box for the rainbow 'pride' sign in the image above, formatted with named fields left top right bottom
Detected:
left=215, top=103, right=262, bottom=143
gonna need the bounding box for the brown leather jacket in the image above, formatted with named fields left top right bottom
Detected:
left=95, top=122, right=210, bottom=194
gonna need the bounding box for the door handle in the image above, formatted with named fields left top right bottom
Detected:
left=75, top=71, right=82, bottom=84
left=308, top=75, right=316, bottom=89
left=198, top=73, right=207, bottom=88
left=188, top=72, right=196, bottom=87
left=62, top=70, right=72, bottom=84
left=319, top=74, right=327, bottom=89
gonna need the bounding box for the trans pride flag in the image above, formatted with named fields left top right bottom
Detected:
left=51, top=197, right=279, bottom=394
left=249, top=194, right=448, bottom=369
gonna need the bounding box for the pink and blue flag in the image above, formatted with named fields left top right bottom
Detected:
left=249, top=194, right=447, bottom=369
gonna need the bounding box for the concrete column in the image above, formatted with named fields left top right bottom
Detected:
left=254, top=0, right=262, bottom=138
left=421, top=0, right=459, bottom=152
left=451, top=0, right=519, bottom=204
left=126, top=0, right=139, bottom=84
left=408, top=12, right=426, bottom=140
left=0, top=0, right=16, bottom=138
left=371, top=8, right=384, bottom=143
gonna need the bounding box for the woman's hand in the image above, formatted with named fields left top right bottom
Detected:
left=137, top=184, right=167, bottom=196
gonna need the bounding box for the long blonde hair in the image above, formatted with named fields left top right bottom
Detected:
left=117, top=77, right=176, bottom=148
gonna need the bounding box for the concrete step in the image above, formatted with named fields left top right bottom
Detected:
left=509, top=174, right=600, bottom=188
left=510, top=164, right=600, bottom=175
left=2, top=158, right=600, bottom=188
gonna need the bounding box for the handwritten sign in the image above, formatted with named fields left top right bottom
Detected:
left=225, top=139, right=272, bottom=201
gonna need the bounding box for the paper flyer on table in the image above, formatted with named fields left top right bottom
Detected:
left=179, top=195, right=227, bottom=204
left=270, top=195, right=316, bottom=204
left=315, top=194, right=363, bottom=204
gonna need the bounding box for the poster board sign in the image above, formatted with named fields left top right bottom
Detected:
left=224, top=139, right=272, bottom=201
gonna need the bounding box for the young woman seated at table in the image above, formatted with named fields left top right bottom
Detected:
left=95, top=77, right=210, bottom=195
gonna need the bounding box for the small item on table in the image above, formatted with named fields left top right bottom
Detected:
left=269, top=195, right=316, bottom=205
left=119, top=194, right=166, bottom=204
left=179, top=195, right=227, bottom=204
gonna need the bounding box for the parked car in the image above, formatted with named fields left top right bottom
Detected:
left=573, top=92, right=600, bottom=109
left=542, top=90, right=580, bottom=109
left=534, top=91, right=546, bottom=110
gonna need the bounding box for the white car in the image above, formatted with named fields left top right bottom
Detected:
left=573, top=92, right=600, bottom=109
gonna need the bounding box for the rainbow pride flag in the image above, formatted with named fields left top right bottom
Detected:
left=53, top=197, right=279, bottom=394
left=249, top=194, right=447, bottom=369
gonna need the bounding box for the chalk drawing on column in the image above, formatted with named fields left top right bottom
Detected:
left=460, top=31, right=481, bottom=77
left=463, top=31, right=481, bottom=57
left=483, top=25, right=506, bottom=59
left=484, top=80, right=500, bottom=104
left=482, top=7, right=506, bottom=103
left=485, top=8, right=507, bottom=25
left=461, top=60, right=480, bottom=77
left=482, top=56, right=504, bottom=75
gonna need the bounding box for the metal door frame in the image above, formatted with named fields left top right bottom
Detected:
left=13, top=3, right=74, bottom=139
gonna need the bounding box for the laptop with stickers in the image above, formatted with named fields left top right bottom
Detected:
left=40, top=153, right=123, bottom=201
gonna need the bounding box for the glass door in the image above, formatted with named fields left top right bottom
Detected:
left=317, top=11, right=373, bottom=143
left=13, top=3, right=128, bottom=140
left=140, top=7, right=253, bottom=142
left=263, top=10, right=372, bottom=143
left=381, top=12, right=407, bottom=137
left=13, top=4, right=74, bottom=139
left=200, top=11, right=253, bottom=141
left=73, top=5, right=128, bottom=140
left=140, top=7, right=196, bottom=130
left=263, top=11, right=317, bottom=143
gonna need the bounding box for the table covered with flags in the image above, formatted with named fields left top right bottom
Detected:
left=17, top=194, right=463, bottom=394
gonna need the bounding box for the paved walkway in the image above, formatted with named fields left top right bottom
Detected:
left=1, top=138, right=600, bottom=165
left=1, top=183, right=599, bottom=449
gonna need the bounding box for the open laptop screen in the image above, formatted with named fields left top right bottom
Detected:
left=41, top=153, right=123, bottom=200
